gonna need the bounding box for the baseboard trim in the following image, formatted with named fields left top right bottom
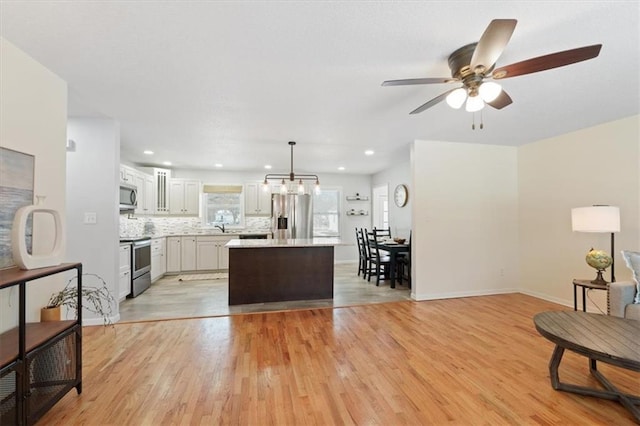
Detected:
left=411, top=288, right=518, bottom=301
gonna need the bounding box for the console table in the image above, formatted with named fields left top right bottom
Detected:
left=0, top=263, right=83, bottom=425
left=534, top=311, right=640, bottom=422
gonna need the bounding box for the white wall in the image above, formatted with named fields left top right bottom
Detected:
left=0, top=38, right=68, bottom=330
left=411, top=140, right=519, bottom=301
left=67, top=118, right=121, bottom=325
left=372, top=160, right=411, bottom=239
left=518, top=115, right=640, bottom=310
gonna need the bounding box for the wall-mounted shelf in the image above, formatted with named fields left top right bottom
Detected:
left=346, top=195, right=369, bottom=201
left=347, top=210, right=369, bottom=216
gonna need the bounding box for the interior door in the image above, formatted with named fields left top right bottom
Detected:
left=372, top=185, right=388, bottom=230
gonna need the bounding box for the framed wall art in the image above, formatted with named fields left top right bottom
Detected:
left=0, top=147, right=35, bottom=269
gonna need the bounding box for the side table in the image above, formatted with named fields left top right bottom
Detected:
left=572, top=279, right=608, bottom=312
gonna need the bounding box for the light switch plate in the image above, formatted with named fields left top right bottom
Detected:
left=84, top=212, right=97, bottom=224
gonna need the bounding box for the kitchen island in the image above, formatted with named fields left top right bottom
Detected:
left=226, top=238, right=342, bottom=305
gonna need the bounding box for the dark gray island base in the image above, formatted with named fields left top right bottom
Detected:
left=227, top=239, right=340, bottom=305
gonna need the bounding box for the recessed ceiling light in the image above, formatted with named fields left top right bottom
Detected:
left=163, top=161, right=172, bottom=166
left=264, top=165, right=272, bottom=170
left=143, top=150, right=154, bottom=155
left=365, top=150, right=375, bottom=156
left=214, top=163, right=223, bottom=168
left=338, top=166, right=345, bottom=171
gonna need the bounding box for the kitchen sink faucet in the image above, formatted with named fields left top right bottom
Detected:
left=215, top=224, right=226, bottom=233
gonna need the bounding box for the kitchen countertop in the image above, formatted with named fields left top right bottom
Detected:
left=120, top=231, right=271, bottom=239
left=226, top=238, right=343, bottom=248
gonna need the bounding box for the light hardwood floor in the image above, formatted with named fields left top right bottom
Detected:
left=40, top=294, right=638, bottom=425
left=119, top=263, right=412, bottom=322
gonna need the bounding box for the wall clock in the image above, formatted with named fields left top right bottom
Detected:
left=394, top=184, right=408, bottom=207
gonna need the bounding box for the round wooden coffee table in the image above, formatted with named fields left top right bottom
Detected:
left=534, top=310, right=640, bottom=421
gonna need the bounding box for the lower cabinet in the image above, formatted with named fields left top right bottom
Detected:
left=166, top=236, right=196, bottom=272
left=166, top=235, right=234, bottom=273
left=196, top=236, right=232, bottom=270
left=150, top=237, right=166, bottom=282
left=118, top=243, right=131, bottom=300
left=166, top=237, right=181, bottom=272
left=181, top=236, right=197, bottom=271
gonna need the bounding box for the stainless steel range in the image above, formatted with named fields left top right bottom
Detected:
left=119, top=237, right=151, bottom=297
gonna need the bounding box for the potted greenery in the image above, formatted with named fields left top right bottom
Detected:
left=42, top=273, right=116, bottom=326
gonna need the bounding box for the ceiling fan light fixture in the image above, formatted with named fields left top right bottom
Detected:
left=479, top=81, right=502, bottom=102
left=446, top=88, right=467, bottom=109
left=465, top=95, right=485, bottom=112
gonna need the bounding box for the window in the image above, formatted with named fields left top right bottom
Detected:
left=313, top=188, right=340, bottom=237
left=202, top=185, right=243, bottom=227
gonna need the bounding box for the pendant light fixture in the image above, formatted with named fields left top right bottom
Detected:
left=263, top=141, right=321, bottom=195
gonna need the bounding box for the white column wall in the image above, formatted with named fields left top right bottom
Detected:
left=0, top=38, right=68, bottom=330
left=66, top=118, right=121, bottom=325
left=411, top=140, right=519, bottom=300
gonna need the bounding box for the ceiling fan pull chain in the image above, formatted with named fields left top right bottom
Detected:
left=472, top=113, right=475, bottom=130
left=480, top=110, right=484, bottom=129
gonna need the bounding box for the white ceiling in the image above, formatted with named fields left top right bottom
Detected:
left=1, top=1, right=638, bottom=175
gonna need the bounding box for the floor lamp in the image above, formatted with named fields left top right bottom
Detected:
left=571, top=205, right=620, bottom=283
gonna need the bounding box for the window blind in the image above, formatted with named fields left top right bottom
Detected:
left=202, top=184, right=243, bottom=194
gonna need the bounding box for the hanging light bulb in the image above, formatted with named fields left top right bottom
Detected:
left=280, top=179, right=287, bottom=194
left=478, top=82, right=502, bottom=102
left=446, top=88, right=467, bottom=109
left=298, top=179, right=305, bottom=194
left=314, top=179, right=321, bottom=195
left=262, top=179, right=269, bottom=192
left=465, top=94, right=485, bottom=112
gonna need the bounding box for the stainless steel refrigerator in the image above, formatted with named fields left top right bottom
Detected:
left=272, top=194, right=313, bottom=239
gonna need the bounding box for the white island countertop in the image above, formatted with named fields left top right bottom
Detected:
left=226, top=238, right=343, bottom=248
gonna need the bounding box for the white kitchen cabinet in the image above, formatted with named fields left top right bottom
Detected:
left=134, top=172, right=155, bottom=215
left=166, top=237, right=182, bottom=272
left=150, top=237, right=166, bottom=282
left=245, top=182, right=272, bottom=216
left=169, top=179, right=200, bottom=215
left=120, top=164, right=137, bottom=185
left=154, top=168, right=170, bottom=214
left=118, top=243, right=131, bottom=300
left=181, top=236, right=197, bottom=271
left=195, top=236, right=233, bottom=270
left=196, top=237, right=218, bottom=270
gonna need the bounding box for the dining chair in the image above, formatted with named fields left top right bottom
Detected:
left=397, top=231, right=411, bottom=288
left=366, top=230, right=392, bottom=286
left=355, top=228, right=366, bottom=277
left=373, top=227, right=391, bottom=239
left=360, top=228, right=374, bottom=280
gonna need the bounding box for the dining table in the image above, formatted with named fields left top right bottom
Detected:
left=377, top=240, right=410, bottom=288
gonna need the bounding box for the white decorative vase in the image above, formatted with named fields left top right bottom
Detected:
left=11, top=196, right=63, bottom=270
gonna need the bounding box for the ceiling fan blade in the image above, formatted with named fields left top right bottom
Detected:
left=492, top=44, right=602, bottom=79
left=470, top=19, right=517, bottom=73
left=382, top=78, right=453, bottom=86
left=409, top=89, right=456, bottom=114
left=486, top=90, right=513, bottom=109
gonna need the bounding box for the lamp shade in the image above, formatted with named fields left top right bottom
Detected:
left=465, top=95, right=484, bottom=112
left=571, top=206, right=620, bottom=233
left=479, top=82, right=502, bottom=102
left=446, top=88, right=467, bottom=109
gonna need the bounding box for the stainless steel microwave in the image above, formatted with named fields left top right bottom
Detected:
left=119, top=183, right=138, bottom=211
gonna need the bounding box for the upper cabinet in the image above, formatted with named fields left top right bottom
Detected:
left=120, top=164, right=137, bottom=185
left=244, top=182, right=272, bottom=216
left=121, top=164, right=155, bottom=215
left=134, top=172, right=155, bottom=215
left=169, top=179, right=200, bottom=215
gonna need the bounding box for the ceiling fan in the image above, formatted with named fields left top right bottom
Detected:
left=382, top=19, right=602, bottom=114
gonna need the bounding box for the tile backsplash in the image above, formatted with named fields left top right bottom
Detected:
left=119, top=215, right=270, bottom=237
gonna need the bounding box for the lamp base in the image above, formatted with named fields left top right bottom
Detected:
left=590, top=269, right=608, bottom=285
